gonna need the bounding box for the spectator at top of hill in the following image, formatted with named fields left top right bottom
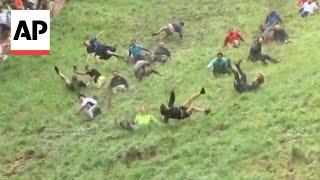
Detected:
left=13, top=0, right=24, bottom=9
left=231, top=60, right=265, bottom=93
left=206, top=52, right=232, bottom=77
left=84, top=31, right=121, bottom=62
left=109, top=70, right=128, bottom=94
left=128, top=39, right=151, bottom=64
left=249, top=36, right=277, bottom=65
left=0, top=7, right=10, bottom=38
left=54, top=66, right=87, bottom=92
left=74, top=65, right=106, bottom=88
left=160, top=88, right=210, bottom=123
left=264, top=11, right=282, bottom=29
left=299, top=0, right=319, bottom=17
left=77, top=94, right=101, bottom=120
left=223, top=28, right=244, bottom=48
left=152, top=21, right=185, bottom=39
left=0, top=42, right=9, bottom=62
left=115, top=105, right=159, bottom=131
left=26, top=0, right=39, bottom=10
left=152, top=42, right=171, bottom=62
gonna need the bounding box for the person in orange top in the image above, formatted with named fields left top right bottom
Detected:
left=223, top=28, right=244, bottom=48
left=13, top=0, right=25, bottom=10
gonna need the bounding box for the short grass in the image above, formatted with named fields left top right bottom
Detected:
left=1, top=0, right=320, bottom=179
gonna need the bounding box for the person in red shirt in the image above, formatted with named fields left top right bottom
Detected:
left=13, top=0, right=25, bottom=10
left=223, top=28, right=244, bottom=48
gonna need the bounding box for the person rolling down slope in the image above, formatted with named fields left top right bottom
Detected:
left=231, top=60, right=265, bottom=93
left=54, top=66, right=87, bottom=92
left=160, top=88, right=211, bottom=123
left=115, top=105, right=159, bottom=131
left=152, top=42, right=171, bottom=62
left=249, top=36, right=277, bottom=65
left=152, top=21, right=185, bottom=39
left=128, top=39, right=151, bottom=64
left=133, top=60, right=160, bottom=80
left=109, top=70, right=129, bottom=94
left=74, top=65, right=106, bottom=88
left=223, top=28, right=244, bottom=48
left=264, top=10, right=282, bottom=30
left=77, top=94, right=101, bottom=120
left=206, top=52, right=232, bottom=77
left=84, top=31, right=122, bottom=62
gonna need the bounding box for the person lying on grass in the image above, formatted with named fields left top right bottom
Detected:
left=231, top=60, right=265, bottom=93
left=109, top=69, right=129, bottom=94
left=152, top=21, right=185, bottom=39
left=84, top=31, right=122, bottom=62
left=77, top=93, right=101, bottom=120
left=152, top=42, right=171, bottom=63
left=264, top=10, right=282, bottom=30
left=133, top=60, right=160, bottom=81
left=206, top=52, right=232, bottom=77
left=249, top=36, right=277, bottom=65
left=74, top=65, right=106, bottom=88
left=223, top=27, right=244, bottom=48
left=115, top=105, right=159, bottom=131
left=160, top=88, right=211, bottom=123
left=128, top=38, right=151, bottom=64
left=54, top=66, right=87, bottom=92
left=299, top=0, right=319, bottom=17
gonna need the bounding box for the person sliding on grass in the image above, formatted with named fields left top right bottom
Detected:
left=231, top=60, right=265, bottom=93
left=109, top=69, right=128, bottom=94
left=152, top=21, right=185, bottom=39
left=54, top=66, right=87, bottom=92
left=249, top=36, right=277, bottom=65
left=84, top=31, right=122, bottom=62
left=223, top=28, right=244, bottom=48
left=74, top=65, right=106, bottom=88
left=206, top=52, right=232, bottom=77
left=272, top=23, right=291, bottom=44
left=160, top=88, right=211, bottom=123
left=128, top=39, right=151, bottom=64
left=133, top=60, right=160, bottom=80
left=77, top=94, right=101, bottom=120
left=115, top=105, right=158, bottom=130
left=264, top=10, right=282, bottom=30
left=152, top=42, right=171, bottom=62
left=299, top=0, right=319, bottom=17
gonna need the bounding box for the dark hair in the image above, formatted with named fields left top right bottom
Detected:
left=180, top=21, right=185, bottom=26
left=257, top=73, right=265, bottom=84
left=78, top=93, right=86, bottom=99
left=217, top=52, right=223, bottom=56
left=160, top=104, right=167, bottom=115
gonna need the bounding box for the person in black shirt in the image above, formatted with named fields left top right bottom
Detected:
left=231, top=60, right=265, bottom=93
left=152, top=21, right=185, bottom=39
left=109, top=70, right=128, bottom=93
left=152, top=42, right=171, bottom=62
left=54, top=66, right=86, bottom=92
left=74, top=65, right=106, bottom=88
left=249, top=36, right=277, bottom=65
left=84, top=31, right=122, bottom=62
left=160, top=88, right=211, bottom=123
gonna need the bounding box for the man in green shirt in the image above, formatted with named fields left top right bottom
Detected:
left=206, top=52, right=232, bottom=77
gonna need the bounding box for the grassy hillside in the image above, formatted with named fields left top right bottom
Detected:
left=1, top=0, right=320, bottom=179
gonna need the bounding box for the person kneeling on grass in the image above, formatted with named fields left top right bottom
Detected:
left=77, top=94, right=101, bottom=120
left=152, top=21, right=185, bottom=39
left=109, top=69, right=129, bottom=93
left=160, top=88, right=211, bottom=123
left=206, top=52, right=232, bottom=77
left=231, top=60, right=265, bottom=93
left=54, top=66, right=87, bottom=92
left=84, top=31, right=122, bottom=62
left=115, top=105, right=158, bottom=131
left=74, top=65, right=106, bottom=88
left=223, top=27, right=244, bottom=48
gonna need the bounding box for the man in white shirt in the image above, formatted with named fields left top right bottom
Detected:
left=77, top=94, right=100, bottom=120
left=300, top=0, right=319, bottom=17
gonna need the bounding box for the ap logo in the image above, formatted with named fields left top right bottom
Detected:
left=11, top=10, right=50, bottom=55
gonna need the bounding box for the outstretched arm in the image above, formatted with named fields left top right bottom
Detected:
left=168, top=90, right=175, bottom=107
left=95, top=31, right=104, bottom=38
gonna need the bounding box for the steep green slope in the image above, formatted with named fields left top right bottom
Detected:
left=1, top=0, right=320, bottom=179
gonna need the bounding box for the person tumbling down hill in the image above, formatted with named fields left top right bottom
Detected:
left=160, top=88, right=211, bottom=123
left=109, top=70, right=128, bottom=94
left=54, top=66, right=87, bottom=92
left=249, top=36, right=277, bottom=65
left=84, top=31, right=122, bottom=62
left=128, top=39, right=151, bottom=64
left=115, top=105, right=159, bottom=131
left=231, top=60, right=265, bottom=93
left=264, top=10, right=282, bottom=30
left=74, top=65, right=106, bottom=88
left=133, top=60, right=160, bottom=80
left=206, top=52, right=232, bottom=77
left=152, top=21, right=185, bottom=39
left=299, top=0, right=319, bottom=17
left=223, top=28, right=244, bottom=48
left=152, top=42, right=171, bottom=62
left=77, top=94, right=101, bottom=120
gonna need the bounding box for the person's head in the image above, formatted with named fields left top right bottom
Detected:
left=83, top=40, right=90, bottom=47
left=229, top=27, right=235, bottom=32
left=160, top=104, right=169, bottom=115
left=84, top=65, right=90, bottom=72
left=217, top=52, right=223, bottom=60
left=112, top=69, right=120, bottom=77
left=131, top=38, right=137, bottom=44
left=140, top=105, right=148, bottom=115
left=180, top=21, right=185, bottom=26
left=78, top=93, right=86, bottom=101
left=252, top=73, right=265, bottom=85
left=158, top=42, right=165, bottom=48
left=308, top=0, right=313, bottom=4
left=258, top=36, right=264, bottom=43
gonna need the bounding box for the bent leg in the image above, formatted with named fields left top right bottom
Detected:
left=183, top=92, right=202, bottom=108
left=186, top=106, right=206, bottom=115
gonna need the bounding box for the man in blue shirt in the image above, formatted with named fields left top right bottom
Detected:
left=206, top=52, right=232, bottom=77
left=128, top=39, right=151, bottom=64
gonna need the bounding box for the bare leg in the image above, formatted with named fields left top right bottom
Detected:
left=152, top=26, right=168, bottom=36
left=54, top=67, right=70, bottom=84
left=186, top=106, right=206, bottom=115
left=183, top=92, right=202, bottom=109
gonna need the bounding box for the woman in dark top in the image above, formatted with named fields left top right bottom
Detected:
left=160, top=88, right=210, bottom=123
left=74, top=65, right=106, bottom=88
left=231, top=60, right=265, bottom=93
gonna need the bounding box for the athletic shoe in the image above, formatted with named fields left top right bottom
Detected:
left=54, top=66, right=59, bottom=74
left=200, top=87, right=206, bottom=94
left=204, top=108, right=211, bottom=115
